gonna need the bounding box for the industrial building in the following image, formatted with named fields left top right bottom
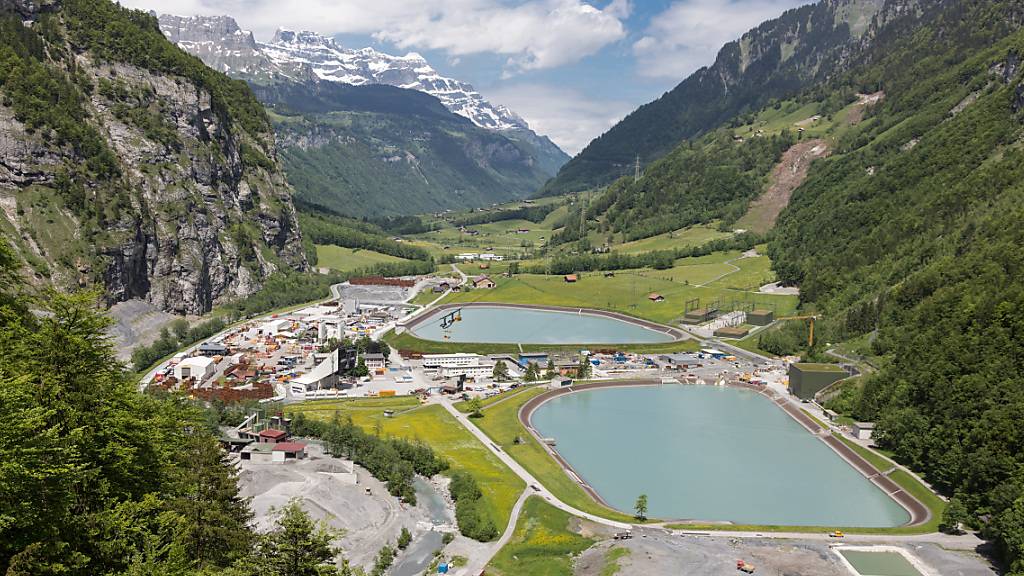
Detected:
left=258, top=428, right=289, bottom=444
left=239, top=442, right=307, bottom=463
left=853, top=422, right=876, bottom=440
left=259, top=319, right=292, bottom=336
left=363, top=353, right=386, bottom=371
left=439, top=363, right=495, bottom=379
left=422, top=353, right=486, bottom=369
left=657, top=353, right=697, bottom=370
left=683, top=306, right=718, bottom=324
left=714, top=325, right=750, bottom=338
left=747, top=309, right=774, bottom=326
left=198, top=341, right=229, bottom=356
left=174, top=356, right=215, bottom=382
left=788, top=363, right=847, bottom=399
left=519, top=352, right=549, bottom=366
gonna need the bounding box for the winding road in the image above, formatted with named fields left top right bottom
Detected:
left=434, top=380, right=982, bottom=576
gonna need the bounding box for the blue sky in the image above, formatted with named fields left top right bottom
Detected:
left=128, top=0, right=809, bottom=154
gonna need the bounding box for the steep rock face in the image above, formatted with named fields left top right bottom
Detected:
left=157, top=14, right=568, bottom=166
left=264, top=81, right=551, bottom=217
left=0, top=1, right=307, bottom=314
left=262, top=29, right=528, bottom=131
left=157, top=14, right=567, bottom=216
left=541, top=0, right=886, bottom=196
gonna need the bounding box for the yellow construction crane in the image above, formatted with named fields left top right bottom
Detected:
left=777, top=315, right=818, bottom=347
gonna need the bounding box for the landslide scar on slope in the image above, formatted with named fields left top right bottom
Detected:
left=736, top=138, right=830, bottom=234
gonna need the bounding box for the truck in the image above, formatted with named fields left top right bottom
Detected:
left=379, top=390, right=397, bottom=397
left=737, top=560, right=755, bottom=573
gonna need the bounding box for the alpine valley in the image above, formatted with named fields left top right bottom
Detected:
left=159, top=14, right=568, bottom=217
left=4, top=0, right=1024, bottom=576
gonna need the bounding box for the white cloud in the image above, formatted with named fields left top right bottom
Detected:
left=122, top=0, right=629, bottom=75
left=484, top=84, right=633, bottom=154
left=633, top=0, right=807, bottom=79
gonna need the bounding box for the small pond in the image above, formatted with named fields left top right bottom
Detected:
left=839, top=550, right=925, bottom=576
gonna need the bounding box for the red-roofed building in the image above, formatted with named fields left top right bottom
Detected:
left=258, top=428, right=288, bottom=444
left=273, top=442, right=307, bottom=452
left=272, top=442, right=307, bottom=461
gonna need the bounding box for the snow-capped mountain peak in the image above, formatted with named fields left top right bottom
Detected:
left=157, top=14, right=553, bottom=136
left=256, top=29, right=527, bottom=131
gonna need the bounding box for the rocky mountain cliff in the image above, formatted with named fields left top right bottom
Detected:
left=541, top=0, right=886, bottom=196
left=0, top=0, right=307, bottom=315
left=159, top=15, right=564, bottom=152
left=264, top=29, right=528, bottom=132
left=253, top=79, right=556, bottom=217
left=158, top=13, right=567, bottom=217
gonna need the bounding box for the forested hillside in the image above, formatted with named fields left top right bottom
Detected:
left=763, top=0, right=1024, bottom=569
left=262, top=81, right=557, bottom=217
left=163, top=23, right=566, bottom=218
left=0, top=0, right=307, bottom=314
left=550, top=130, right=794, bottom=246
left=0, top=238, right=312, bottom=574
left=539, top=0, right=884, bottom=196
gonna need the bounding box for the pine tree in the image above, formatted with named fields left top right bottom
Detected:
left=492, top=360, right=509, bottom=381
left=544, top=359, right=556, bottom=379
left=634, top=494, right=648, bottom=521
left=260, top=500, right=339, bottom=576
left=167, top=435, right=254, bottom=568
left=397, top=527, right=412, bottom=550
left=523, top=362, right=539, bottom=382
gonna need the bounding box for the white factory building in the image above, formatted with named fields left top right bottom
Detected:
left=174, top=356, right=215, bottom=382
left=439, top=363, right=495, bottom=379
left=422, top=353, right=487, bottom=369
left=259, top=319, right=292, bottom=336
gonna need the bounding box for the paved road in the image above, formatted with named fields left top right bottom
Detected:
left=438, top=399, right=632, bottom=531
left=440, top=386, right=986, bottom=565
left=450, top=263, right=468, bottom=284
left=457, top=489, right=529, bottom=576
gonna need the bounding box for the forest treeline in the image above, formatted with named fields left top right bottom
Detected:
left=550, top=130, right=793, bottom=246
left=525, top=233, right=762, bottom=275
left=300, top=212, right=433, bottom=261
left=450, top=203, right=557, bottom=227
left=766, top=2, right=1024, bottom=571
left=0, top=238, right=356, bottom=575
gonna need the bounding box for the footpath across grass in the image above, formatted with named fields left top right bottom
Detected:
left=487, top=496, right=596, bottom=576
left=286, top=398, right=524, bottom=532
left=454, top=385, right=538, bottom=413
left=468, top=386, right=638, bottom=524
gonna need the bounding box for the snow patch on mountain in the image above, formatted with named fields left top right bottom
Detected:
left=157, top=15, right=530, bottom=132
left=262, top=29, right=528, bottom=131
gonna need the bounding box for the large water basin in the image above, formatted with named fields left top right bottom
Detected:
left=530, top=385, right=909, bottom=527
left=409, top=305, right=674, bottom=344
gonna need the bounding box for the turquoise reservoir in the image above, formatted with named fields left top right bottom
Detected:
left=410, top=306, right=674, bottom=344
left=530, top=386, right=909, bottom=527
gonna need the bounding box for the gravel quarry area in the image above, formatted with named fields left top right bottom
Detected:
left=107, top=299, right=177, bottom=360
left=574, top=530, right=994, bottom=576
left=237, top=443, right=454, bottom=572
left=333, top=283, right=415, bottom=304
